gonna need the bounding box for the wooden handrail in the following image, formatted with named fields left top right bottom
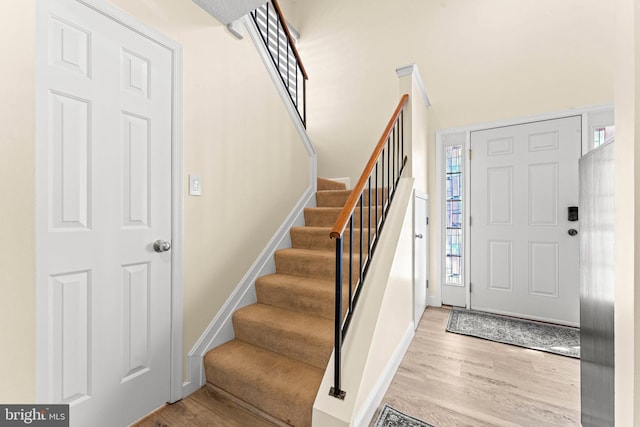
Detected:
left=271, top=0, right=308, bottom=80
left=330, top=94, right=409, bottom=239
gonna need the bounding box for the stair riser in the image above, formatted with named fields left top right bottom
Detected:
left=275, top=251, right=361, bottom=283
left=290, top=227, right=372, bottom=252
left=233, top=312, right=332, bottom=369
left=256, top=277, right=349, bottom=320
left=204, top=340, right=321, bottom=427
left=304, top=207, right=383, bottom=228
left=317, top=178, right=347, bottom=191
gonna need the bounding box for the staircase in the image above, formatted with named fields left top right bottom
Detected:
left=204, top=178, right=374, bottom=427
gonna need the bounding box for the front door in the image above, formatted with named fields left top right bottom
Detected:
left=469, top=116, right=581, bottom=325
left=36, top=0, right=174, bottom=425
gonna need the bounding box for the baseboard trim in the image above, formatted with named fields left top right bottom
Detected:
left=182, top=184, right=317, bottom=397
left=353, top=323, right=415, bottom=427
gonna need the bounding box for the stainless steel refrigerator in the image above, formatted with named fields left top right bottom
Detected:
left=579, top=140, right=615, bottom=427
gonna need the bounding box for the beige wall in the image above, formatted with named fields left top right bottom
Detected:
left=293, top=0, right=614, bottom=301
left=294, top=0, right=614, bottom=182
left=614, top=0, right=640, bottom=422
left=0, top=0, right=309, bottom=402
left=0, top=0, right=36, bottom=404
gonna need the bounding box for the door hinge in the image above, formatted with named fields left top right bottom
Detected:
left=426, top=279, right=429, bottom=289
left=469, top=282, right=472, bottom=293
left=470, top=216, right=472, bottom=226
left=469, top=149, right=472, bottom=160
left=426, top=217, right=429, bottom=226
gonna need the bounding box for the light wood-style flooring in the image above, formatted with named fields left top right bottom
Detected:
left=373, top=307, right=580, bottom=426
left=134, top=307, right=580, bottom=426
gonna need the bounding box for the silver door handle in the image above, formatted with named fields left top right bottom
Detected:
left=153, top=240, right=172, bottom=252
left=415, top=234, right=423, bottom=239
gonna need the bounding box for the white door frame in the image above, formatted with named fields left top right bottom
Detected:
left=413, top=191, right=429, bottom=327
left=434, top=104, right=613, bottom=309
left=35, top=0, right=184, bottom=403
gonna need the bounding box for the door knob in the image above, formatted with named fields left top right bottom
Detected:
left=568, top=229, right=578, bottom=236
left=415, top=234, right=423, bottom=239
left=153, top=240, right=172, bottom=252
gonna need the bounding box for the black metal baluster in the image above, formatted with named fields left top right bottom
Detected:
left=381, top=150, right=385, bottom=224
left=331, top=236, right=345, bottom=400
left=359, top=193, right=364, bottom=288
left=286, top=38, right=290, bottom=90
left=296, top=63, right=299, bottom=109
left=375, top=162, right=379, bottom=244
left=266, top=3, right=269, bottom=45
left=393, top=120, right=400, bottom=187
left=327, top=97, right=407, bottom=400
left=401, top=111, right=404, bottom=164
left=349, top=216, right=354, bottom=313
left=392, top=127, right=396, bottom=193
left=367, top=177, right=372, bottom=255
left=387, top=137, right=391, bottom=212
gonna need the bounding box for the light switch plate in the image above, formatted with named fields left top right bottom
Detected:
left=189, top=174, right=202, bottom=196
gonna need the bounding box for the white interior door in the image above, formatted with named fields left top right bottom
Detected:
left=36, top=1, right=174, bottom=425
left=469, top=116, right=581, bottom=326
left=414, top=193, right=429, bottom=327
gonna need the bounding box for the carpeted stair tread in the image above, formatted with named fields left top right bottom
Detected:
left=316, top=188, right=389, bottom=208
left=204, top=179, right=369, bottom=426
left=317, top=178, right=347, bottom=191
left=290, top=226, right=370, bottom=252
left=304, top=206, right=383, bottom=228
left=275, top=248, right=361, bottom=282
left=256, top=273, right=349, bottom=319
left=233, top=303, right=333, bottom=369
left=204, top=339, right=322, bottom=427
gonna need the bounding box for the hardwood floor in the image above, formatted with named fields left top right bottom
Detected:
left=372, top=307, right=580, bottom=427
left=132, top=385, right=278, bottom=427
left=133, top=307, right=580, bottom=426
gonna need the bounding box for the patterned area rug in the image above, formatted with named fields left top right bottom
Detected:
left=446, top=308, right=580, bottom=358
left=373, top=405, right=435, bottom=427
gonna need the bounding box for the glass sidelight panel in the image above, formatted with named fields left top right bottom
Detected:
left=445, top=145, right=463, bottom=285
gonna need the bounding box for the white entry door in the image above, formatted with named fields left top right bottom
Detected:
left=469, top=116, right=581, bottom=326
left=36, top=0, right=174, bottom=425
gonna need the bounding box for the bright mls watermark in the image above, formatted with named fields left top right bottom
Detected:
left=0, top=405, right=69, bottom=427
